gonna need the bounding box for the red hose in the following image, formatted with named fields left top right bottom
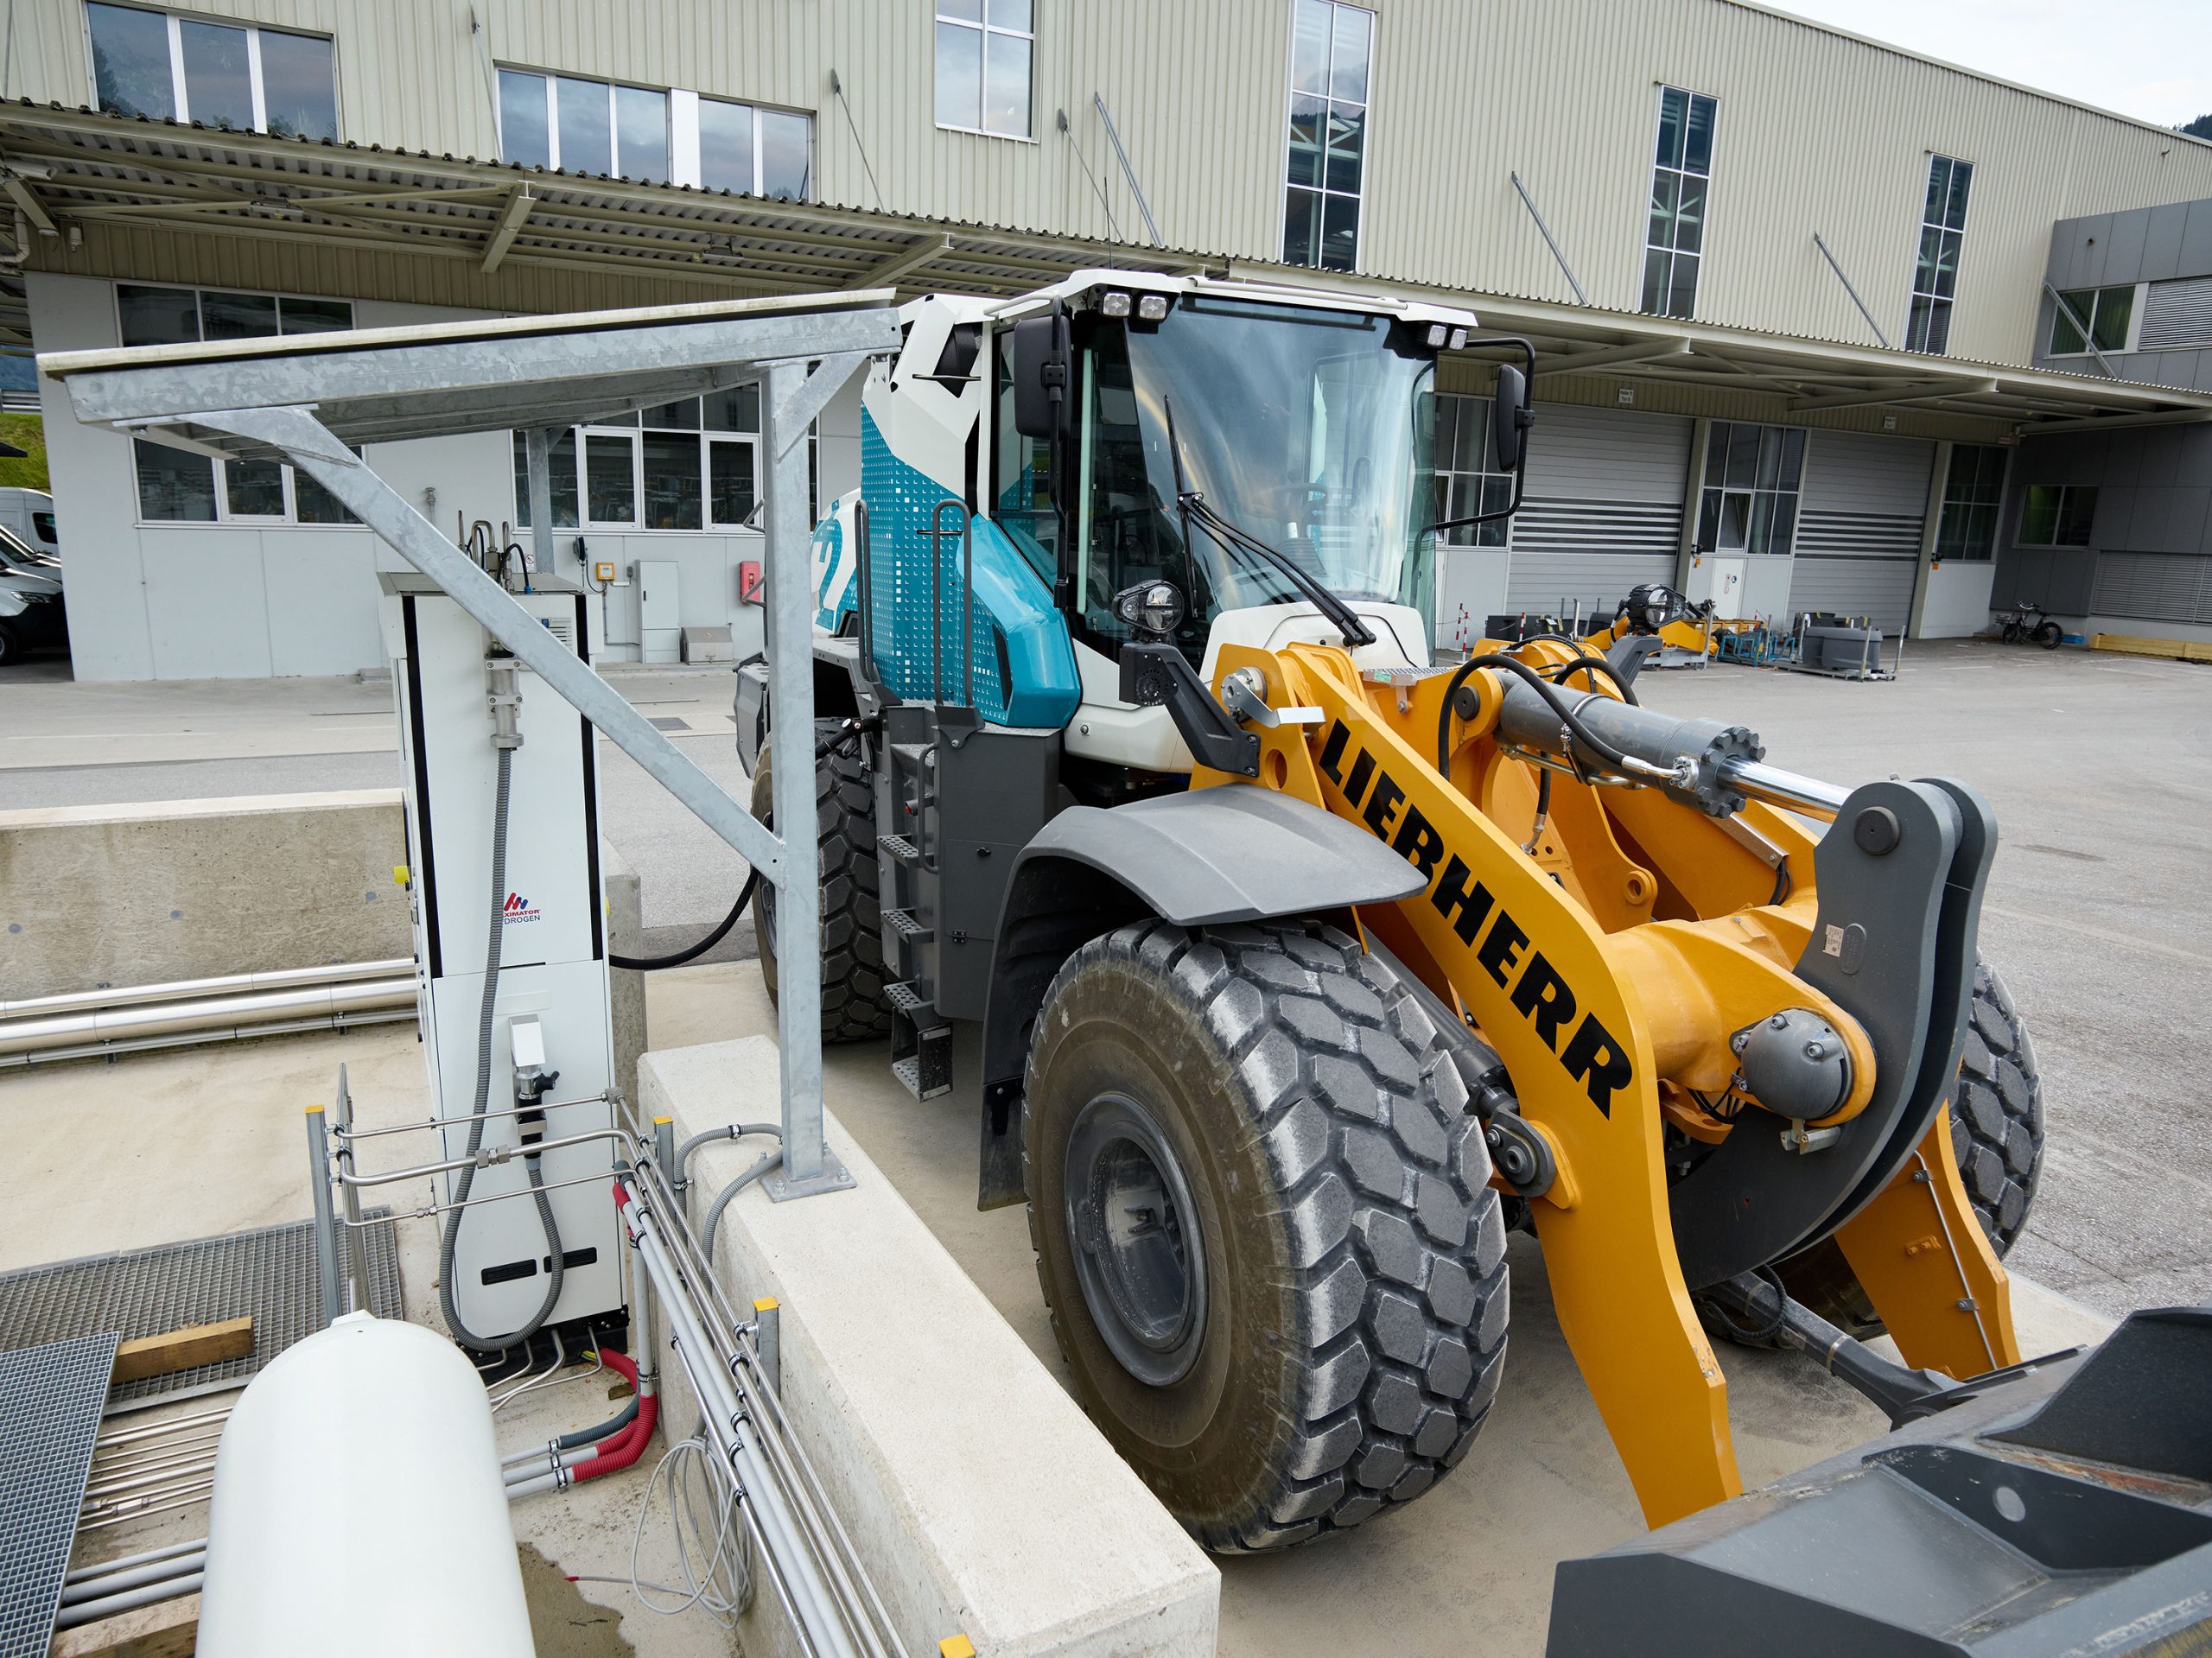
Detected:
left=571, top=1346, right=656, bottom=1482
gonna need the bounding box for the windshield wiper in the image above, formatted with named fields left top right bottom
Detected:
left=1161, top=398, right=1376, bottom=649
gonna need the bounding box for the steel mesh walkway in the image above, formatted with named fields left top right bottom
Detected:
left=0, top=1332, right=118, bottom=1658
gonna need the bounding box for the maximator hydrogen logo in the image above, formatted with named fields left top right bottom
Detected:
left=502, top=891, right=541, bottom=924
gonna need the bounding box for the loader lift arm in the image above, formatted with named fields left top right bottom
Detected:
left=1182, top=638, right=2018, bottom=1527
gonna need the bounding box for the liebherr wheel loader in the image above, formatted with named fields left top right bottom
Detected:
left=736, top=272, right=2085, bottom=1560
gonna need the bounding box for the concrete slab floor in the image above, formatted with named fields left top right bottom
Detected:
left=8, top=959, right=2113, bottom=1658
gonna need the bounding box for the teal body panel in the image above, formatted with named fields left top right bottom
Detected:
left=823, top=408, right=1079, bottom=730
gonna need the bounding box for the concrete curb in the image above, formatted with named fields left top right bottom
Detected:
left=640, top=1036, right=1219, bottom=1658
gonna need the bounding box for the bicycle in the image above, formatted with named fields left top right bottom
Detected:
left=1996, top=602, right=2064, bottom=649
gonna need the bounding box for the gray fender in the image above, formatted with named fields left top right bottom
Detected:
left=974, top=784, right=1422, bottom=1206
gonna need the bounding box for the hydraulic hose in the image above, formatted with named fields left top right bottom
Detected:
left=608, top=872, right=757, bottom=971
left=1436, top=652, right=1643, bottom=776
left=1546, top=654, right=1640, bottom=705
left=438, top=744, right=566, bottom=1356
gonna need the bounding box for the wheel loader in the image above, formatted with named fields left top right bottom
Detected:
left=736, top=270, right=2211, bottom=1643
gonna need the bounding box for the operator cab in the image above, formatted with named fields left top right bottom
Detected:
left=985, top=271, right=1529, bottom=769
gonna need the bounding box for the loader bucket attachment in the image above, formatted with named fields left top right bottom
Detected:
left=1547, top=1307, right=2212, bottom=1657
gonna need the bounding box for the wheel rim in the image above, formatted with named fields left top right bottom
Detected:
left=1064, top=1091, right=1208, bottom=1388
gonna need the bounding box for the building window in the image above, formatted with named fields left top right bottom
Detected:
left=1642, top=86, right=1714, bottom=319
left=496, top=67, right=811, bottom=198
left=2018, top=484, right=2095, bottom=547
left=1697, top=422, right=1803, bottom=556
left=1282, top=0, right=1371, bottom=272
left=935, top=0, right=1033, bottom=138
left=514, top=385, right=761, bottom=533
left=1431, top=393, right=1511, bottom=549
left=118, top=283, right=358, bottom=524
left=86, top=3, right=337, bottom=140
left=1935, top=444, right=2006, bottom=561
left=1906, top=155, right=1972, bottom=354
left=2049, top=285, right=2137, bottom=357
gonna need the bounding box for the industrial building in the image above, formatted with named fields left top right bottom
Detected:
left=3, top=0, right=2209, bottom=677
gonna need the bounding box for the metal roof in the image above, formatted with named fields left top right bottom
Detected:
left=3, top=100, right=2208, bottom=435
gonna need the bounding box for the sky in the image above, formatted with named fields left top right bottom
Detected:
left=1769, top=1, right=2212, bottom=130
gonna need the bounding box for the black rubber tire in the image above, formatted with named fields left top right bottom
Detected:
left=0, top=620, right=19, bottom=667
left=1024, top=918, right=1510, bottom=1553
left=2033, top=619, right=2063, bottom=650
left=1777, top=959, right=2044, bottom=1337
left=750, top=721, right=895, bottom=1044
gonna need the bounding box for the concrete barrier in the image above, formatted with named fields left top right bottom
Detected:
left=0, top=791, right=645, bottom=1096
left=640, top=1036, right=1219, bottom=1658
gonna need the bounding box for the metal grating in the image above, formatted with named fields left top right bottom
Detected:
left=0, top=1216, right=401, bottom=1413
left=0, top=1331, right=119, bottom=1658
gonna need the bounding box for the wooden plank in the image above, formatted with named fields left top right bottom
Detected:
left=111, top=1318, right=252, bottom=1385
left=48, top=1591, right=199, bottom=1658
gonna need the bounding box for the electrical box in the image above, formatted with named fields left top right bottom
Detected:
left=378, top=572, right=623, bottom=1343
left=592, top=560, right=619, bottom=585
left=635, top=559, right=680, bottom=664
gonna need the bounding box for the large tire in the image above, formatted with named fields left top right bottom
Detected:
left=1777, top=959, right=2044, bottom=1337
left=750, top=721, right=895, bottom=1044
left=2033, top=619, right=2063, bottom=650
left=1024, top=918, right=1510, bottom=1553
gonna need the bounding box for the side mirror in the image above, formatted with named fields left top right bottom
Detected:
left=1011, top=313, right=1071, bottom=440
left=1492, top=363, right=1533, bottom=473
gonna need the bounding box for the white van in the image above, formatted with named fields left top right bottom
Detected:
left=0, top=486, right=59, bottom=556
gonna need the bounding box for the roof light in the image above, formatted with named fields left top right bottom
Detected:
left=1101, top=291, right=1133, bottom=318
left=1426, top=323, right=1447, bottom=347
left=1449, top=327, right=1468, bottom=350
left=1136, top=294, right=1170, bottom=321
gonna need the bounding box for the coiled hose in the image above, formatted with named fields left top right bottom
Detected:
left=438, top=745, right=567, bottom=1355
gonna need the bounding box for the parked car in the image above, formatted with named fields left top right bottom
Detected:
left=0, top=570, right=63, bottom=664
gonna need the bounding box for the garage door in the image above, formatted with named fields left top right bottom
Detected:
left=1507, top=405, right=1690, bottom=617
left=1786, top=431, right=1932, bottom=630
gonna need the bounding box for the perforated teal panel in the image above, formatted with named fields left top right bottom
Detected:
left=851, top=409, right=1078, bottom=729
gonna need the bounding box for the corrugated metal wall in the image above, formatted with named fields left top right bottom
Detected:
left=12, top=0, right=2212, bottom=370
left=1508, top=405, right=1689, bottom=613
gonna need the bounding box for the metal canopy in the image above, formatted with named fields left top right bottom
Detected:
left=41, top=289, right=894, bottom=459
left=44, top=296, right=906, bottom=1196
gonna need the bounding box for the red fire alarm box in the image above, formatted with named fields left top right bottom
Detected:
left=738, top=560, right=764, bottom=604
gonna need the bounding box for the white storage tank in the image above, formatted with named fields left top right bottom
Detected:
left=199, top=1312, right=535, bottom=1658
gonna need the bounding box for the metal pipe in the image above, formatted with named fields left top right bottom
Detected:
left=621, top=1181, right=874, bottom=1656
left=0, top=958, right=412, bottom=1020
left=92, top=1404, right=235, bottom=1449
left=77, top=1488, right=215, bottom=1531
left=307, top=1104, right=341, bottom=1327
left=1812, top=232, right=1892, bottom=350
left=64, top=1537, right=208, bottom=1584
left=50, top=1572, right=203, bottom=1631
left=0, top=976, right=416, bottom=1058
left=58, top=1550, right=207, bottom=1605
left=1717, top=759, right=1849, bottom=817
left=1092, top=92, right=1165, bottom=248
left=337, top=1127, right=638, bottom=1188
left=1509, top=172, right=1590, bottom=307
left=334, top=1090, right=619, bottom=1141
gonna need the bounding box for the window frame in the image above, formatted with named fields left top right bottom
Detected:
left=1696, top=422, right=1806, bottom=558
left=933, top=0, right=1037, bottom=142
left=1640, top=83, right=1718, bottom=321
left=1430, top=392, right=1513, bottom=550
left=1904, top=152, right=1974, bottom=356
left=515, top=396, right=766, bottom=537
left=2046, top=284, right=2143, bottom=359
left=116, top=281, right=365, bottom=530
left=83, top=3, right=339, bottom=139
left=1279, top=0, right=1376, bottom=274
left=2015, top=483, right=2097, bottom=548
left=1932, top=442, right=2009, bottom=562
left=493, top=65, right=813, bottom=197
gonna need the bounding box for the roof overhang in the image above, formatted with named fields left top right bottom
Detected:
left=0, top=100, right=1206, bottom=334
left=1224, top=262, right=2212, bottom=436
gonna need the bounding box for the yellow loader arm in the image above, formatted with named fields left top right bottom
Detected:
left=1191, top=638, right=2017, bottom=1527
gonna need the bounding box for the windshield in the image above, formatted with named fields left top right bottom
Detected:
left=1068, top=296, right=1435, bottom=656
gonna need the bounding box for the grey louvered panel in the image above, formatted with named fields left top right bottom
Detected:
left=2140, top=276, right=2212, bottom=351
left=1795, top=510, right=1924, bottom=558
left=1505, top=494, right=1684, bottom=613
left=2091, top=550, right=2212, bottom=622
left=1786, top=555, right=1918, bottom=630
